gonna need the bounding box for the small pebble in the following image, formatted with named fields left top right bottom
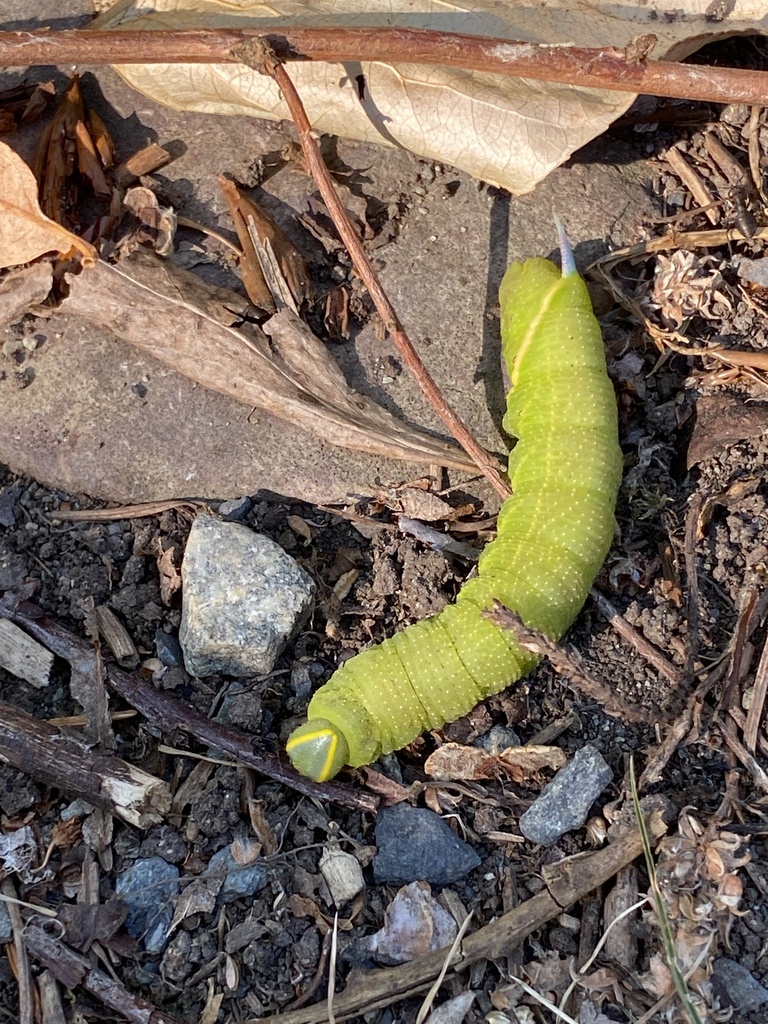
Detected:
left=519, top=745, right=613, bottom=846
left=218, top=496, right=252, bottom=522
left=711, top=957, right=768, bottom=1013
left=208, top=845, right=268, bottom=901
left=0, top=902, right=12, bottom=944
left=116, top=857, right=180, bottom=954
left=154, top=629, right=184, bottom=668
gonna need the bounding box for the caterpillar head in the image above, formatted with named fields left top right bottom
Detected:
left=286, top=718, right=350, bottom=782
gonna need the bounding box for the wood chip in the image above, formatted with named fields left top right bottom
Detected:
left=0, top=618, right=53, bottom=688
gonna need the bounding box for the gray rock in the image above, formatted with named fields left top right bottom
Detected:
left=476, top=724, right=522, bottom=753
left=218, top=497, right=252, bottom=522
left=209, top=846, right=268, bottom=901
left=116, top=856, right=179, bottom=955
left=0, top=900, right=12, bottom=944
left=519, top=745, right=613, bottom=846
left=179, top=516, right=315, bottom=677
left=154, top=629, right=184, bottom=668
left=374, top=803, right=480, bottom=885
left=712, top=958, right=768, bottom=1013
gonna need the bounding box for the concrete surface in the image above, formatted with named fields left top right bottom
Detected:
left=0, top=1, right=657, bottom=506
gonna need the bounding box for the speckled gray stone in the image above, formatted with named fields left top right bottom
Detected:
left=712, top=958, right=768, bottom=1013
left=179, top=516, right=315, bottom=677
left=519, top=745, right=613, bottom=846
left=116, top=856, right=179, bottom=955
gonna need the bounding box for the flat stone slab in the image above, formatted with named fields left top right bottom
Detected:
left=0, top=0, right=657, bottom=507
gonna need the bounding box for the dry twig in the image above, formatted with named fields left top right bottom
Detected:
left=0, top=593, right=376, bottom=813
left=487, top=600, right=656, bottom=725
left=4, top=28, right=768, bottom=107
left=589, top=587, right=682, bottom=685
left=243, top=41, right=509, bottom=498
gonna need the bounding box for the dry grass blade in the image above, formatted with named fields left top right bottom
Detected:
left=327, top=912, right=338, bottom=1024
left=629, top=761, right=703, bottom=1024
left=415, top=913, right=473, bottom=1024
left=744, top=630, right=768, bottom=753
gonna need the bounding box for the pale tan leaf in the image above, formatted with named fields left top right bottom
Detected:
left=0, top=141, right=97, bottom=269
left=92, top=0, right=768, bottom=195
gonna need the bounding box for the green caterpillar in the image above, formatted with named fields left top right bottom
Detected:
left=287, top=239, right=622, bottom=781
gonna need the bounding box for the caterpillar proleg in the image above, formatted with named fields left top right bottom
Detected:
left=287, top=237, right=623, bottom=782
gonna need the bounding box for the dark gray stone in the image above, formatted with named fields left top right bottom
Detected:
left=519, top=745, right=613, bottom=846
left=179, top=516, right=315, bottom=677
left=0, top=901, right=12, bottom=944
left=373, top=803, right=480, bottom=885
left=712, top=958, right=768, bottom=1014
left=154, top=629, right=184, bottom=668
left=208, top=846, right=268, bottom=901
left=218, top=497, right=252, bottom=522
left=115, top=856, right=179, bottom=955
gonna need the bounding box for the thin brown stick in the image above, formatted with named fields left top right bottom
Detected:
left=242, top=42, right=509, bottom=498
left=1, top=879, right=33, bottom=1024
left=589, top=587, right=682, bottom=685
left=5, top=28, right=768, bottom=108
left=487, top=601, right=657, bottom=725
left=24, top=921, right=183, bottom=1024
left=683, top=491, right=706, bottom=682
left=0, top=594, right=376, bottom=814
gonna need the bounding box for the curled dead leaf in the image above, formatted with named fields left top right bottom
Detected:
left=0, top=141, right=97, bottom=269
left=424, top=741, right=566, bottom=782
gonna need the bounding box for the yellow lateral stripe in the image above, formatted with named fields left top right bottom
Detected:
left=318, top=732, right=338, bottom=782
left=286, top=726, right=330, bottom=751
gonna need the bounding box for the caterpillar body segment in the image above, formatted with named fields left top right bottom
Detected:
left=286, top=250, right=622, bottom=783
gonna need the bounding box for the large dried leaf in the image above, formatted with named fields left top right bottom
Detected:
left=0, top=141, right=97, bottom=269
left=92, top=0, right=767, bottom=194
left=60, top=252, right=475, bottom=469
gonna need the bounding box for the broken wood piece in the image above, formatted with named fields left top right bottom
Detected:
left=664, top=146, right=719, bottom=226
left=260, top=816, right=668, bottom=1024
left=24, top=921, right=184, bottom=1024
left=114, top=141, right=172, bottom=186
left=60, top=256, right=475, bottom=472
left=0, top=697, right=170, bottom=828
left=0, top=262, right=53, bottom=328
left=0, top=617, right=53, bottom=688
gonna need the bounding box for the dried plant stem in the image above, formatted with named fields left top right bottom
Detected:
left=5, top=28, right=768, bottom=108
left=250, top=46, right=510, bottom=498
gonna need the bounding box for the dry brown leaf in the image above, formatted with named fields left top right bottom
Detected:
left=154, top=539, right=182, bottom=606
left=0, top=141, right=96, bottom=269
left=93, top=0, right=768, bottom=195
left=287, top=514, right=313, bottom=545
left=59, top=254, right=474, bottom=470
left=424, top=741, right=566, bottom=782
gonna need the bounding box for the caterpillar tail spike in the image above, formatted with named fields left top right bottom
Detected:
left=285, top=718, right=350, bottom=783
left=286, top=233, right=622, bottom=782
